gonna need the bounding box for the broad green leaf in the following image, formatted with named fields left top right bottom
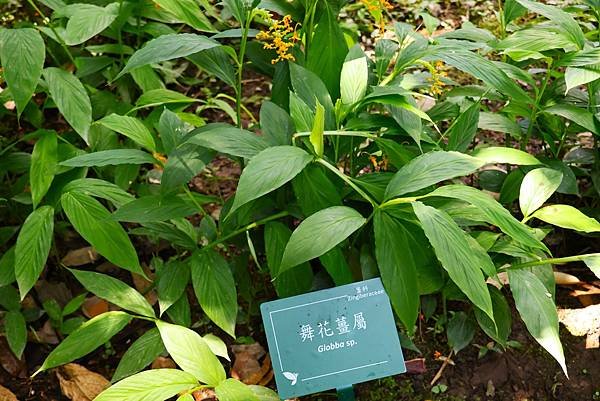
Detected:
left=582, top=254, right=600, bottom=279
left=319, top=247, right=353, bottom=286
left=5, top=311, right=27, bottom=358
left=63, top=178, right=135, bottom=207
left=306, top=3, right=348, bottom=100
left=385, top=151, right=485, bottom=200
left=292, top=165, right=341, bottom=216
left=30, top=130, right=58, bottom=208
left=130, top=65, right=165, bottom=93
left=64, top=3, right=119, bottom=45
left=425, top=185, right=546, bottom=251
left=230, top=146, right=312, bottom=214
left=15, top=206, right=54, bottom=299
left=158, top=108, right=188, bottom=154
left=69, top=269, right=154, bottom=317
left=132, top=89, right=200, bottom=112
left=188, top=47, right=237, bottom=88
left=191, top=250, right=237, bottom=337
left=0, top=286, right=20, bottom=311
left=374, top=211, right=419, bottom=334
left=36, top=311, right=132, bottom=374
left=309, top=100, right=325, bottom=157
left=544, top=104, right=598, bottom=134
left=474, top=286, right=511, bottom=347
left=519, top=168, right=563, bottom=218
left=478, top=112, right=522, bottom=138
left=162, top=145, right=212, bottom=193
left=61, top=192, right=143, bottom=275
left=112, top=195, right=197, bottom=223
left=471, top=147, right=540, bottom=165
left=157, top=260, right=189, bottom=316
left=43, top=67, right=92, bottom=143
left=530, top=205, right=600, bottom=232
left=152, top=0, right=215, bottom=31
left=215, top=379, right=259, bottom=401
left=117, top=34, right=219, bottom=79
left=0, top=247, right=16, bottom=286
left=437, top=49, right=531, bottom=104
left=264, top=222, right=313, bottom=298
left=112, top=328, right=165, bottom=382
left=509, top=269, right=567, bottom=375
left=515, top=0, right=584, bottom=49
left=249, top=386, right=280, bottom=401
left=0, top=28, right=45, bottom=116
left=565, top=67, right=600, bottom=93
left=156, top=320, right=225, bottom=385
left=340, top=56, right=368, bottom=105
left=279, top=206, right=366, bottom=273
left=61, top=149, right=157, bottom=167
left=97, top=369, right=198, bottom=401
left=98, top=114, right=156, bottom=152
left=203, top=333, right=229, bottom=361
left=187, top=123, right=269, bottom=159
left=446, top=311, right=475, bottom=353
left=503, top=0, right=527, bottom=25
left=259, top=101, right=294, bottom=146
left=413, top=202, right=494, bottom=321
left=446, top=102, right=480, bottom=152
left=289, top=63, right=335, bottom=129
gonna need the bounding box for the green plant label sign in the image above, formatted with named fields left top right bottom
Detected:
left=260, top=278, right=406, bottom=399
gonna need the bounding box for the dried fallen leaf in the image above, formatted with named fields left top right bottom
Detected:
left=553, top=271, right=582, bottom=286
left=192, top=388, right=216, bottom=401
left=81, top=296, right=109, bottom=318
left=0, top=384, right=18, bottom=401
left=151, top=356, right=176, bottom=369
left=61, top=247, right=98, bottom=267
left=56, top=363, right=109, bottom=401
left=405, top=358, right=427, bottom=374
left=34, top=320, right=59, bottom=345
left=558, top=304, right=600, bottom=349
left=0, top=337, right=26, bottom=378
left=131, top=265, right=157, bottom=306
left=230, top=343, right=273, bottom=385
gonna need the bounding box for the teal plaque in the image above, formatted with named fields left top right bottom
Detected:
left=260, top=278, right=406, bottom=399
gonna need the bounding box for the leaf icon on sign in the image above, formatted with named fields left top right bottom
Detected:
left=282, top=371, right=298, bottom=385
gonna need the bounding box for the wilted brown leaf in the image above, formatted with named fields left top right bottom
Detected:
left=34, top=320, right=59, bottom=345
left=0, top=384, right=18, bottom=401
left=553, top=271, right=582, bottom=286
left=230, top=343, right=272, bottom=385
left=192, top=388, right=216, bottom=401
left=0, top=337, right=26, bottom=378
left=61, top=247, right=98, bottom=267
left=81, top=296, right=109, bottom=318
left=56, top=363, right=109, bottom=401
left=558, top=304, right=600, bottom=349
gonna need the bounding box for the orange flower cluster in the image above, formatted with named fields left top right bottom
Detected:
left=428, top=61, right=448, bottom=96
left=256, top=15, right=300, bottom=64
left=360, top=0, right=394, bottom=33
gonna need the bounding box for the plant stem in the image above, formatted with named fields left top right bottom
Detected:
left=27, top=0, right=76, bottom=66
left=236, top=11, right=253, bottom=128
left=522, top=60, right=552, bottom=150
left=183, top=185, right=207, bottom=217
left=502, top=253, right=599, bottom=271
left=202, top=210, right=289, bottom=251
left=316, top=158, right=378, bottom=206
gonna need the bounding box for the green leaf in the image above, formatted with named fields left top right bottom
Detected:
left=0, top=286, right=20, bottom=311
left=188, top=47, right=237, bottom=88
left=152, top=0, right=215, bottom=31
left=97, top=369, right=198, bottom=401
left=191, top=250, right=237, bottom=338
left=424, top=185, right=546, bottom=252
left=61, top=191, right=143, bottom=275
left=162, top=145, right=212, bottom=193
left=515, top=0, right=584, bottom=49
left=0, top=28, right=45, bottom=116
left=340, top=56, right=368, bottom=106
left=69, top=269, right=154, bottom=317
left=157, top=260, right=189, bottom=316
left=544, top=104, right=598, bottom=134
left=187, top=124, right=268, bottom=159
left=385, top=151, right=485, bottom=200
left=132, top=89, right=200, bottom=112
left=289, top=63, right=335, bottom=128
left=5, top=311, right=27, bottom=358
left=63, top=178, right=135, bottom=207
left=530, top=204, right=600, bottom=232
left=36, top=311, right=132, bottom=374
left=509, top=268, right=567, bottom=375
left=279, top=206, right=366, bottom=273
left=446, top=311, right=476, bottom=353
left=446, top=102, right=480, bottom=152
left=64, top=3, right=119, bottom=45
left=215, top=379, right=259, bottom=401
left=478, top=112, right=523, bottom=138
left=291, top=164, right=341, bottom=216
left=564, top=67, right=600, bottom=93
left=30, top=130, right=58, bottom=208
left=259, top=101, right=294, bottom=146
left=474, top=286, right=511, bottom=346
left=203, top=333, right=230, bottom=361
left=61, top=149, right=157, bottom=167
left=582, top=254, right=600, bottom=279
left=319, top=247, right=353, bottom=286
left=264, top=222, right=313, bottom=298
left=112, top=328, right=166, bottom=382
left=43, top=67, right=92, bottom=143
left=98, top=114, right=156, bottom=152
left=112, top=195, right=197, bottom=223
left=230, top=146, right=312, bottom=214
left=15, top=206, right=54, bottom=299
left=158, top=109, right=188, bottom=154
left=519, top=168, right=563, bottom=218
left=309, top=100, right=325, bottom=157
left=471, top=147, right=540, bottom=165
left=156, top=320, right=226, bottom=385
left=117, top=34, right=219, bottom=79
left=0, top=247, right=16, bottom=286
left=249, top=386, right=280, bottom=401
left=374, top=211, right=419, bottom=334
left=306, top=3, right=348, bottom=100
left=413, top=202, right=494, bottom=321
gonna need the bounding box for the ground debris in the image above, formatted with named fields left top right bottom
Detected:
left=557, top=304, right=600, bottom=349
left=0, top=384, right=18, bottom=401
left=56, top=363, right=109, bottom=401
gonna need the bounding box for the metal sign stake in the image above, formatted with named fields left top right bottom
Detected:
left=337, top=385, right=356, bottom=401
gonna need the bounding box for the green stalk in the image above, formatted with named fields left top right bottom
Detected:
left=317, top=158, right=377, bottom=206
left=236, top=10, right=253, bottom=128
left=502, top=254, right=598, bottom=271
left=26, top=0, right=76, bottom=66
left=522, top=60, right=552, bottom=150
